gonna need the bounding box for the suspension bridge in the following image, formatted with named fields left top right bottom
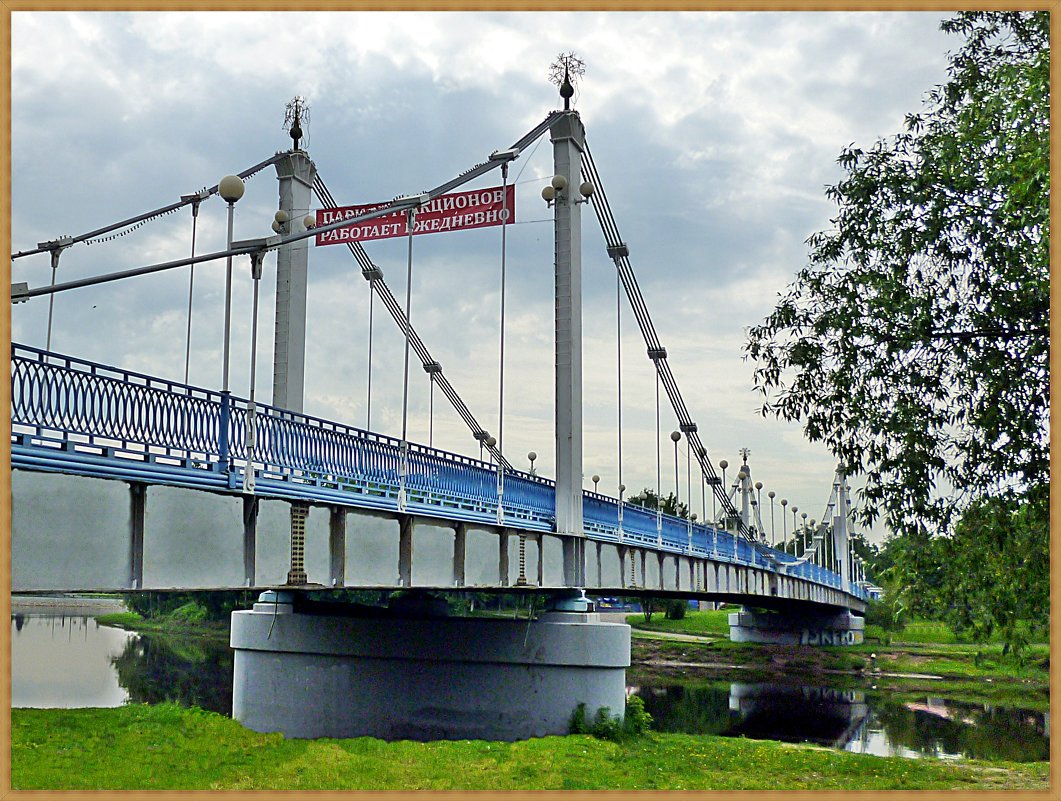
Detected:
left=11, top=89, right=869, bottom=740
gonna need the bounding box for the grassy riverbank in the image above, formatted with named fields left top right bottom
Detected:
left=96, top=605, right=229, bottom=640
left=11, top=704, right=1049, bottom=791
left=626, top=609, right=1050, bottom=714
left=628, top=610, right=1049, bottom=683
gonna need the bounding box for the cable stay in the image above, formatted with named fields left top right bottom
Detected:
left=581, top=141, right=747, bottom=535
left=306, top=112, right=562, bottom=471
left=582, top=139, right=832, bottom=573
left=314, top=174, right=513, bottom=469
left=12, top=152, right=288, bottom=261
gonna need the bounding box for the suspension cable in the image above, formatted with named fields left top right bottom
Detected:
left=400, top=208, right=415, bottom=444
left=616, top=268, right=623, bottom=503
left=498, top=162, right=509, bottom=458
left=13, top=153, right=286, bottom=261
left=366, top=270, right=375, bottom=430
left=308, top=114, right=563, bottom=468
left=183, top=200, right=201, bottom=384
left=583, top=139, right=757, bottom=542
left=44, top=251, right=59, bottom=353
left=655, top=370, right=662, bottom=545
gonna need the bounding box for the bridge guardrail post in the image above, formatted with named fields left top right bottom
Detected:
left=219, top=390, right=232, bottom=476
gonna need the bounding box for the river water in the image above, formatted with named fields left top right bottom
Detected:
left=10, top=600, right=1048, bottom=762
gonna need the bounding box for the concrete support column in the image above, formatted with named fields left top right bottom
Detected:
left=536, top=535, right=545, bottom=586
left=243, top=496, right=258, bottom=587
left=499, top=529, right=510, bottom=587
left=398, top=515, right=414, bottom=587
left=452, top=522, right=467, bottom=587
left=329, top=507, right=346, bottom=587
left=272, top=151, right=317, bottom=413
left=128, top=482, right=145, bottom=590
left=562, top=537, right=584, bottom=587
left=550, top=112, right=586, bottom=586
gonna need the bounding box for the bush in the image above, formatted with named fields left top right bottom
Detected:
left=568, top=696, right=653, bottom=742
left=623, top=694, right=652, bottom=736
left=863, top=597, right=905, bottom=633
left=169, top=601, right=208, bottom=624
left=664, top=600, right=687, bottom=620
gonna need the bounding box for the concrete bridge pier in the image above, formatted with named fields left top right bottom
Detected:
left=728, top=607, right=865, bottom=646
left=230, top=591, right=631, bottom=741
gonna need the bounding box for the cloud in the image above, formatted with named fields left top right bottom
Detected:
left=11, top=10, right=955, bottom=544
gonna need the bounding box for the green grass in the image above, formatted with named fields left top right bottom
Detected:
left=625, top=608, right=732, bottom=637
left=96, top=609, right=228, bottom=640
left=94, top=612, right=144, bottom=628
left=11, top=704, right=1048, bottom=790
left=895, top=619, right=961, bottom=644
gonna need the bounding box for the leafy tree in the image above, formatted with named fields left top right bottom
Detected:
left=628, top=488, right=689, bottom=519
left=930, top=484, right=1049, bottom=651
left=745, top=11, right=1048, bottom=536
left=744, top=13, right=1048, bottom=652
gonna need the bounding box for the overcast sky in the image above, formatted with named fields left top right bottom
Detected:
left=11, top=11, right=958, bottom=544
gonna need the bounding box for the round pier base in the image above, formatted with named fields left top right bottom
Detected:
left=231, top=598, right=630, bottom=741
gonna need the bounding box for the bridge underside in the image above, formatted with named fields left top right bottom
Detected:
left=12, top=469, right=864, bottom=615
left=10, top=583, right=853, bottom=616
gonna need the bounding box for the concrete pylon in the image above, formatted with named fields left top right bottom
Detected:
left=550, top=112, right=586, bottom=587
left=272, top=151, right=317, bottom=413
left=832, top=467, right=851, bottom=593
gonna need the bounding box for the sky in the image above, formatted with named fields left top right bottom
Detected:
left=10, top=10, right=958, bottom=545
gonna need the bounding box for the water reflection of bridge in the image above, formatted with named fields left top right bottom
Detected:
left=727, top=683, right=869, bottom=749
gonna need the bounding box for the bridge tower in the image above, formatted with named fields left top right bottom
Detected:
left=738, top=447, right=752, bottom=533
left=272, top=150, right=316, bottom=413
left=272, top=102, right=317, bottom=414
left=550, top=111, right=586, bottom=587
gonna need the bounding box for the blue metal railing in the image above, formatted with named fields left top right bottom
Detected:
left=10, top=343, right=865, bottom=599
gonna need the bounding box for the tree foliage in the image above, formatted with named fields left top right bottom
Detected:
left=745, top=12, right=1049, bottom=537
left=628, top=488, right=689, bottom=519
left=929, top=484, right=1048, bottom=650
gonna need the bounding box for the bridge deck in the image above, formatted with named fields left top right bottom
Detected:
left=10, top=343, right=866, bottom=603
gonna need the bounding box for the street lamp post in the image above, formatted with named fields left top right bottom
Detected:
left=755, top=481, right=763, bottom=540
left=670, top=430, right=681, bottom=514
left=718, top=459, right=728, bottom=527
left=768, top=491, right=776, bottom=547
left=218, top=175, right=245, bottom=393
left=781, top=498, right=788, bottom=552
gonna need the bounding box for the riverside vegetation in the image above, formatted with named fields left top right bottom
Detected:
left=10, top=598, right=1049, bottom=790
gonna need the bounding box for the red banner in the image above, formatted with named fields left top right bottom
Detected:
left=315, top=185, right=515, bottom=246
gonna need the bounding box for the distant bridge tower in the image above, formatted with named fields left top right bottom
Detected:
left=738, top=447, right=752, bottom=533
left=832, top=467, right=852, bottom=593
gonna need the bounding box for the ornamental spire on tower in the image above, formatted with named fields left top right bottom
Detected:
left=549, top=53, right=585, bottom=111
left=283, top=96, right=310, bottom=151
